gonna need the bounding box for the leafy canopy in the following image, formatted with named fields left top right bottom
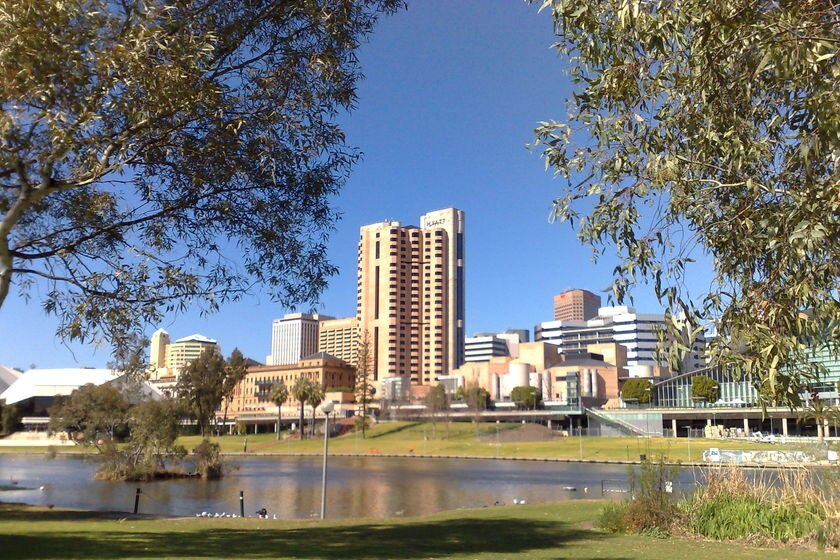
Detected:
left=0, top=0, right=401, bottom=356
left=510, top=386, right=541, bottom=409
left=533, top=0, right=839, bottom=406
left=621, top=378, right=653, bottom=404
left=690, top=375, right=720, bottom=402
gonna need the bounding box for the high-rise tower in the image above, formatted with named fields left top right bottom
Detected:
left=356, top=208, right=465, bottom=388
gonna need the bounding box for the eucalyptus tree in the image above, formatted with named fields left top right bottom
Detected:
left=0, top=0, right=401, bottom=357
left=532, top=0, right=839, bottom=405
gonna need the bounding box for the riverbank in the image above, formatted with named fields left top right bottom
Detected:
left=0, top=500, right=825, bottom=559
left=181, top=421, right=828, bottom=465
left=0, top=422, right=830, bottom=465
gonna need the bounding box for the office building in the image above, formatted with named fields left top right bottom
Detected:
left=536, top=306, right=705, bottom=374
left=553, top=289, right=601, bottom=321
left=268, top=313, right=333, bottom=366
left=356, top=208, right=465, bottom=388
left=465, top=329, right=529, bottom=362
left=318, top=316, right=359, bottom=366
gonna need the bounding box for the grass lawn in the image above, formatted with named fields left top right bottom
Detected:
left=0, top=500, right=824, bottom=559
left=176, top=421, right=807, bottom=464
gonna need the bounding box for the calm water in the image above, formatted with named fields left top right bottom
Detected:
left=0, top=455, right=698, bottom=518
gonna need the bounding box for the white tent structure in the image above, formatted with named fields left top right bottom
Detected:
left=0, top=365, right=22, bottom=395
left=0, top=368, right=124, bottom=406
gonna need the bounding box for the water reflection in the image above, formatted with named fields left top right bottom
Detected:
left=0, top=454, right=692, bottom=519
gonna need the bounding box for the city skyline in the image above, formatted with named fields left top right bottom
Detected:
left=0, top=2, right=714, bottom=369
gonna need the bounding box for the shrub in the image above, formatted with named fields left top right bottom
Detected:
left=680, top=466, right=838, bottom=548
left=193, top=439, right=223, bottom=479
left=621, top=378, right=653, bottom=403
left=690, top=375, right=719, bottom=403
left=597, top=456, right=680, bottom=535
left=510, top=386, right=541, bottom=409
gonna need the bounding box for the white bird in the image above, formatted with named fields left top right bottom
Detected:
left=519, top=500, right=526, bottom=505
left=39, top=486, right=45, bottom=491
left=272, top=514, right=277, bottom=519
left=513, top=499, right=519, bottom=505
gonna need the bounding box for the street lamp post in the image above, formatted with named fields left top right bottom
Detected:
left=683, top=426, right=692, bottom=462
left=320, top=400, right=335, bottom=519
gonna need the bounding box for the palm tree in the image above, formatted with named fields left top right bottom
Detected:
left=291, top=377, right=312, bottom=440
left=309, top=384, right=325, bottom=437
left=798, top=395, right=839, bottom=444
left=269, top=381, right=289, bottom=440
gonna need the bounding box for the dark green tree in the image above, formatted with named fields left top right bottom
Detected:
left=291, top=376, right=315, bottom=440
left=532, top=0, right=839, bottom=405
left=510, top=386, right=541, bottom=410
left=690, top=376, right=720, bottom=403
left=219, top=348, right=248, bottom=435
left=48, top=383, right=131, bottom=448
left=308, top=383, right=325, bottom=437
left=621, top=378, right=654, bottom=404
left=176, top=349, right=227, bottom=437
left=269, top=381, right=289, bottom=440
left=1, top=400, right=21, bottom=435
left=0, top=0, right=402, bottom=358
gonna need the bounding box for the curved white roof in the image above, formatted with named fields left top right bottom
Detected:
left=0, top=365, right=21, bottom=393
left=0, top=368, right=122, bottom=405
left=173, top=333, right=217, bottom=344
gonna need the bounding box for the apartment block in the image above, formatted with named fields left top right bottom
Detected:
left=149, top=330, right=218, bottom=382
left=553, top=288, right=602, bottom=321
left=318, top=316, right=359, bottom=366
left=356, top=208, right=465, bottom=388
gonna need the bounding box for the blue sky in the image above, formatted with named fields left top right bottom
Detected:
left=0, top=1, right=712, bottom=369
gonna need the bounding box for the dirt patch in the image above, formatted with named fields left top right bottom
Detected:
left=480, top=423, right=564, bottom=443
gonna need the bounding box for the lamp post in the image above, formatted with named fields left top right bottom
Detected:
left=320, top=400, right=335, bottom=519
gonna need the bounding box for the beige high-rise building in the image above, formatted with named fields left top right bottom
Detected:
left=149, top=332, right=218, bottom=382
left=318, top=316, right=359, bottom=366
left=356, top=208, right=465, bottom=389
left=553, top=288, right=601, bottom=321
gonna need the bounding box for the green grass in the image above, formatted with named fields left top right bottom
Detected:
left=176, top=421, right=805, bottom=464
left=0, top=500, right=824, bottom=559
left=0, top=422, right=813, bottom=464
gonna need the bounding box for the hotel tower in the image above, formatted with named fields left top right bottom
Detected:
left=356, top=208, right=465, bottom=387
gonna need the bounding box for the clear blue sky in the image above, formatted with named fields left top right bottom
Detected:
left=0, top=1, right=712, bottom=369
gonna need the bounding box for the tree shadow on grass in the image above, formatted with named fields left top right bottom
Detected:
left=0, top=515, right=605, bottom=559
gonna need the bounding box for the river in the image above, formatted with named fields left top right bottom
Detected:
left=0, top=454, right=699, bottom=518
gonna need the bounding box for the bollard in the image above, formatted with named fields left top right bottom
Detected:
left=601, top=480, right=605, bottom=495
left=239, top=490, right=244, bottom=517
left=133, top=488, right=141, bottom=514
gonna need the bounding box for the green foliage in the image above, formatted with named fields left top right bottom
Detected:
left=597, top=457, right=680, bottom=535
left=797, top=395, right=840, bottom=443
left=0, top=0, right=402, bottom=359
left=455, top=383, right=490, bottom=411
left=48, top=383, right=131, bottom=447
left=192, top=439, right=223, bottom=480
left=425, top=384, right=449, bottom=413
left=177, top=348, right=245, bottom=437
left=680, top=467, right=836, bottom=546
left=269, top=380, right=289, bottom=440
left=510, top=386, right=541, bottom=409
left=1, top=401, right=21, bottom=434
left=621, top=378, right=653, bottom=404
left=532, top=0, right=840, bottom=405
left=97, top=397, right=188, bottom=481
left=291, top=376, right=320, bottom=440
left=690, top=376, right=719, bottom=403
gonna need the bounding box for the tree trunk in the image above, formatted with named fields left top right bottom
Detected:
left=276, top=407, right=281, bottom=441
left=299, top=401, right=305, bottom=440
left=311, top=406, right=316, bottom=437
